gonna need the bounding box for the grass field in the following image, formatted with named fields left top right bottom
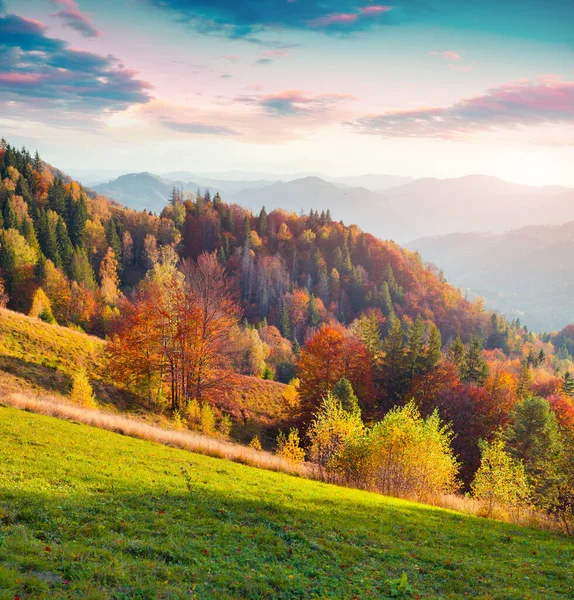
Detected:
left=1, top=406, right=572, bottom=599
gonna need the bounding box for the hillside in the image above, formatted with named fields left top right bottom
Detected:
left=1, top=406, right=572, bottom=599
left=409, top=221, right=574, bottom=332
left=0, top=309, right=290, bottom=440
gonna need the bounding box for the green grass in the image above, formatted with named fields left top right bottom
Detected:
left=1, top=407, right=572, bottom=599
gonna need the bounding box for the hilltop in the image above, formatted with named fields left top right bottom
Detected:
left=1, top=406, right=572, bottom=599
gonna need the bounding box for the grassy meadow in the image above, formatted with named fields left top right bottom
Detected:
left=1, top=406, right=572, bottom=600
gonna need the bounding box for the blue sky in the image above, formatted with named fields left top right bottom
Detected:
left=1, top=0, right=573, bottom=185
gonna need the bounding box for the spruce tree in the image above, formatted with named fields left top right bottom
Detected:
left=563, top=371, right=574, bottom=398
left=462, top=336, right=488, bottom=385
left=68, top=193, right=88, bottom=247
left=279, top=299, right=291, bottom=339
left=332, top=377, right=361, bottom=416
left=504, top=396, right=566, bottom=511
left=258, top=206, right=268, bottom=238
left=425, top=323, right=442, bottom=370
left=37, top=210, right=61, bottom=267
left=381, top=316, right=408, bottom=406
left=2, top=197, right=18, bottom=230
left=56, top=218, right=74, bottom=276
left=447, top=335, right=466, bottom=376
left=47, top=179, right=66, bottom=214
left=406, top=314, right=426, bottom=380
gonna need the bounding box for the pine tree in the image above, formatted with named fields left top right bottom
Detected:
left=33, top=151, right=42, bottom=172
left=243, top=215, right=252, bottom=248
left=105, top=217, right=122, bottom=271
left=355, top=310, right=383, bottom=360
left=70, top=248, right=96, bottom=291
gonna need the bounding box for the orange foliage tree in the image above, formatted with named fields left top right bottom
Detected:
left=108, top=252, right=241, bottom=410
left=297, top=324, right=374, bottom=424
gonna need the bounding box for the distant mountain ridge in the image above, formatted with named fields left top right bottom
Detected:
left=409, top=221, right=574, bottom=332
left=92, top=171, right=574, bottom=246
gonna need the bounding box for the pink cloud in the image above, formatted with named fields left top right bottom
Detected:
left=50, top=0, right=102, bottom=38
left=349, top=77, right=574, bottom=139
left=361, top=5, right=393, bottom=15
left=430, top=50, right=462, bottom=61
left=308, top=5, right=391, bottom=27
left=0, top=72, right=42, bottom=85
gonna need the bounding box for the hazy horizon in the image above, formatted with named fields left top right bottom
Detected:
left=2, top=0, right=574, bottom=187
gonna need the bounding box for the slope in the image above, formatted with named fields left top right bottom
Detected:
left=0, top=309, right=290, bottom=436
left=409, top=221, right=574, bottom=332
left=1, top=406, right=572, bottom=600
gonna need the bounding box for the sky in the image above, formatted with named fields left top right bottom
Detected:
left=1, top=0, right=573, bottom=185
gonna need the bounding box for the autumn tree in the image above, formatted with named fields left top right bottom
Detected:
left=297, top=325, right=374, bottom=424
left=471, top=438, right=531, bottom=517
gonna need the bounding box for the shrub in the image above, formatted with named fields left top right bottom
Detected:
left=70, top=370, right=97, bottom=409
left=200, top=402, right=216, bottom=436
left=185, top=399, right=201, bottom=427
left=276, top=428, right=305, bottom=463
left=172, top=410, right=186, bottom=430
left=307, top=393, right=364, bottom=482
left=471, top=438, right=531, bottom=518
left=360, top=401, right=459, bottom=500
left=218, top=414, right=233, bottom=438
left=29, top=288, right=54, bottom=323
left=249, top=435, right=263, bottom=451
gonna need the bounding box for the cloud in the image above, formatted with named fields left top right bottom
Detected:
left=160, top=118, right=239, bottom=136
left=254, top=49, right=289, bottom=65
left=348, top=77, right=574, bottom=139
left=50, top=0, right=102, bottom=38
left=218, top=73, right=233, bottom=79
left=140, top=0, right=397, bottom=37
left=307, top=5, right=392, bottom=27
left=0, top=11, right=152, bottom=117
left=429, top=50, right=461, bottom=61
left=237, top=90, right=354, bottom=117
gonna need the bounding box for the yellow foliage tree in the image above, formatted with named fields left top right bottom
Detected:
left=276, top=428, right=305, bottom=463
left=29, top=287, right=55, bottom=323
left=70, top=370, right=97, bottom=409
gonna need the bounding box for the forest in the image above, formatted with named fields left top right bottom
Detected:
left=1, top=138, right=573, bottom=534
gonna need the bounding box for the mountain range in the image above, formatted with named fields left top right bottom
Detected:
left=409, top=222, right=574, bottom=332
left=92, top=172, right=574, bottom=243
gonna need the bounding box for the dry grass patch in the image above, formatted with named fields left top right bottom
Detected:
left=1, top=391, right=311, bottom=478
